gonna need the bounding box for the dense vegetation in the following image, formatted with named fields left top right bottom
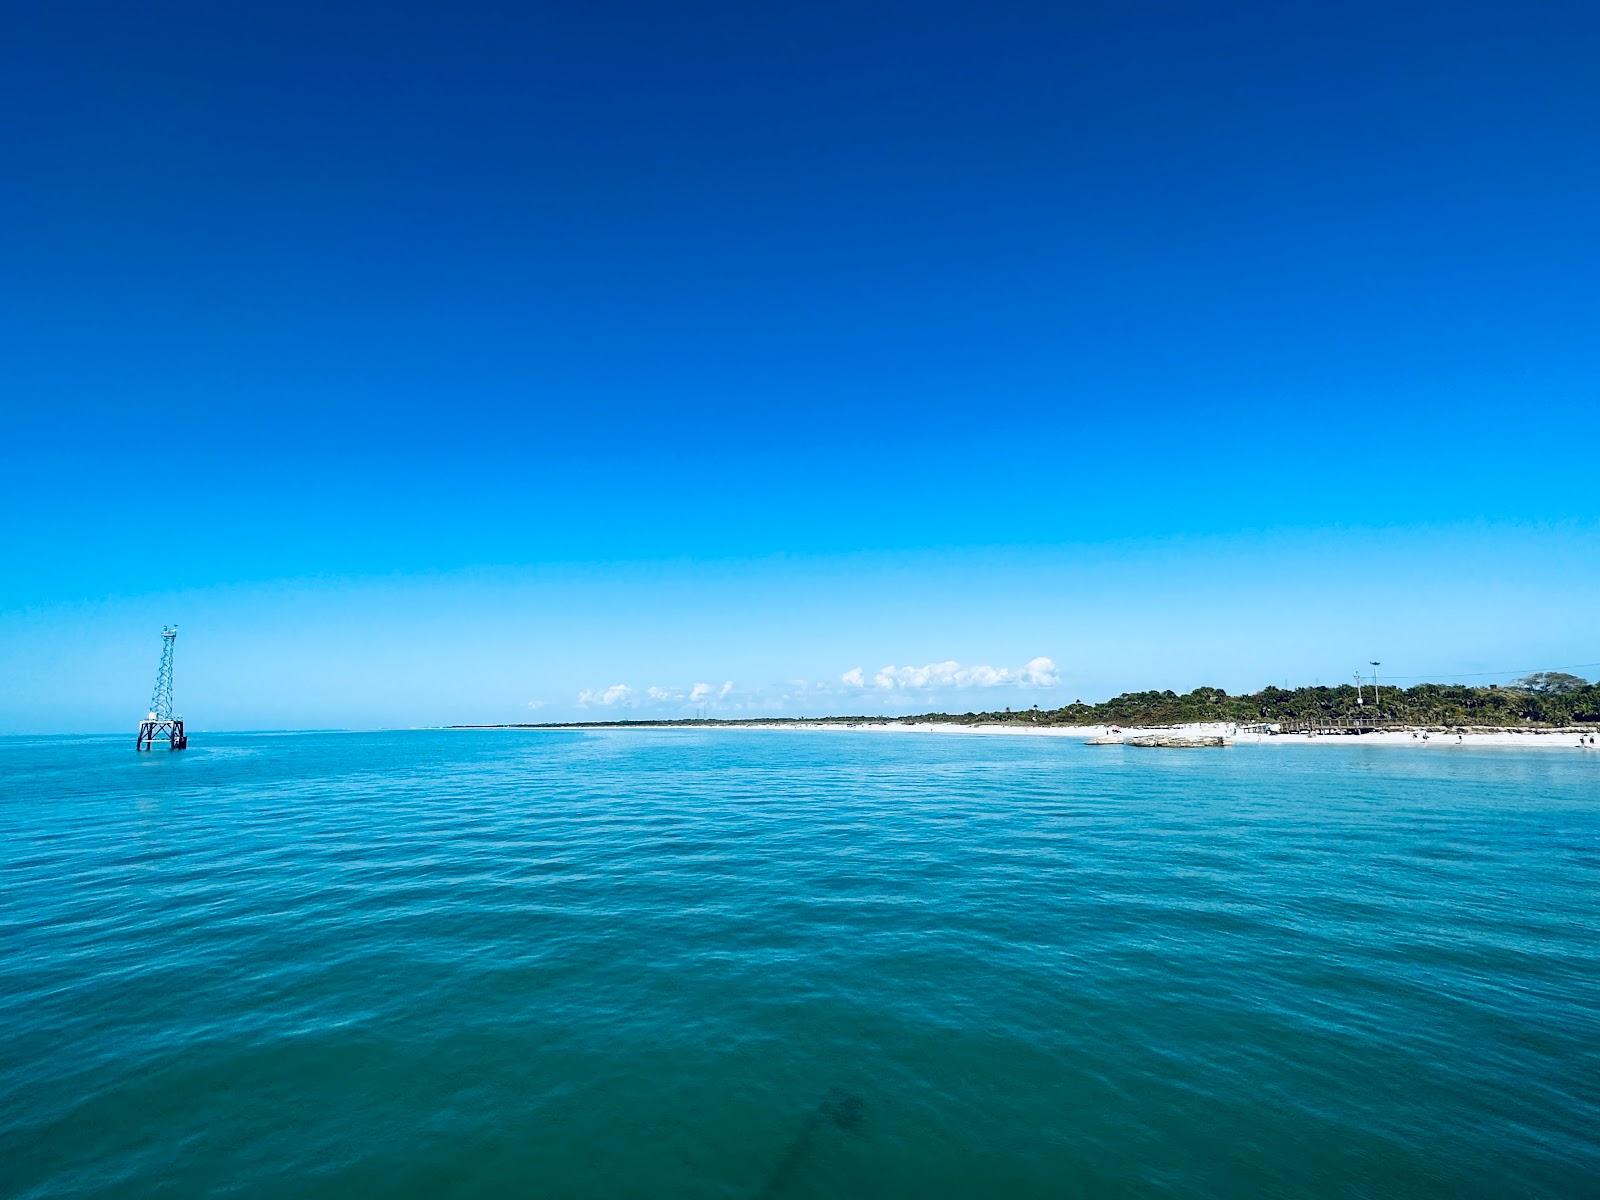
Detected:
left=936, top=674, right=1599, bottom=729
left=512, top=673, right=1599, bottom=730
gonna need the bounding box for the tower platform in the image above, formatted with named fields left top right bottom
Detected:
left=137, top=717, right=187, bottom=751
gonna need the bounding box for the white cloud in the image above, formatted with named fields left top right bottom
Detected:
left=585, top=679, right=732, bottom=709
left=526, top=699, right=547, bottom=711
left=577, top=683, right=634, bottom=707
left=865, top=657, right=1062, bottom=690
left=873, top=661, right=965, bottom=689
left=571, top=662, right=1057, bottom=717
left=1020, top=656, right=1060, bottom=686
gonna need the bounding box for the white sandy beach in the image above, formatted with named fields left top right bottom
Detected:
left=714, top=721, right=1600, bottom=751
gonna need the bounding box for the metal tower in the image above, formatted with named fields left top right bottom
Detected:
left=137, top=626, right=188, bottom=751
left=149, top=626, right=177, bottom=718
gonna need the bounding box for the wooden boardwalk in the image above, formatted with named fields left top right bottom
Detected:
left=1277, top=716, right=1405, bottom=736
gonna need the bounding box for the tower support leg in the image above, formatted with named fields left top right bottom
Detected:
left=136, top=719, right=185, bottom=751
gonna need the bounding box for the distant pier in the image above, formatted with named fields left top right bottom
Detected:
left=1276, top=716, right=1403, bottom=736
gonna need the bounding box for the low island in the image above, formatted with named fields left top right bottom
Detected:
left=459, top=674, right=1600, bottom=749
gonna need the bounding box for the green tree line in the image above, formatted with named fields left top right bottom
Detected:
left=930, top=674, right=1598, bottom=728
left=508, top=673, right=1597, bottom=730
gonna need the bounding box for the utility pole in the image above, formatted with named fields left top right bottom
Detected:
left=1370, top=661, right=1381, bottom=714
left=1354, top=671, right=1364, bottom=707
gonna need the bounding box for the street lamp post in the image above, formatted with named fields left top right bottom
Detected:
left=1370, top=661, right=1382, bottom=715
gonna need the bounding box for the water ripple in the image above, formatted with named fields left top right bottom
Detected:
left=1, top=729, right=1597, bottom=1198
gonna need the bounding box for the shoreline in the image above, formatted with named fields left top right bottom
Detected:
left=457, top=721, right=1600, bottom=751
left=711, top=721, right=1600, bottom=750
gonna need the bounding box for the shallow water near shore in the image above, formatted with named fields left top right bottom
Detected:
left=3, top=729, right=1597, bottom=1198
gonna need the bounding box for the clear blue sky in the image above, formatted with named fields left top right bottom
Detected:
left=2, top=1, right=1597, bottom=731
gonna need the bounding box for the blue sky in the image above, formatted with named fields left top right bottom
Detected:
left=2, top=1, right=1598, bottom=731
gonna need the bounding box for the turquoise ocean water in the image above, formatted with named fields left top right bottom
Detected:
left=2, top=729, right=1597, bottom=1198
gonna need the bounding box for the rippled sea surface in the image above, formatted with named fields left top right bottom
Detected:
left=3, top=729, right=1598, bottom=1198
